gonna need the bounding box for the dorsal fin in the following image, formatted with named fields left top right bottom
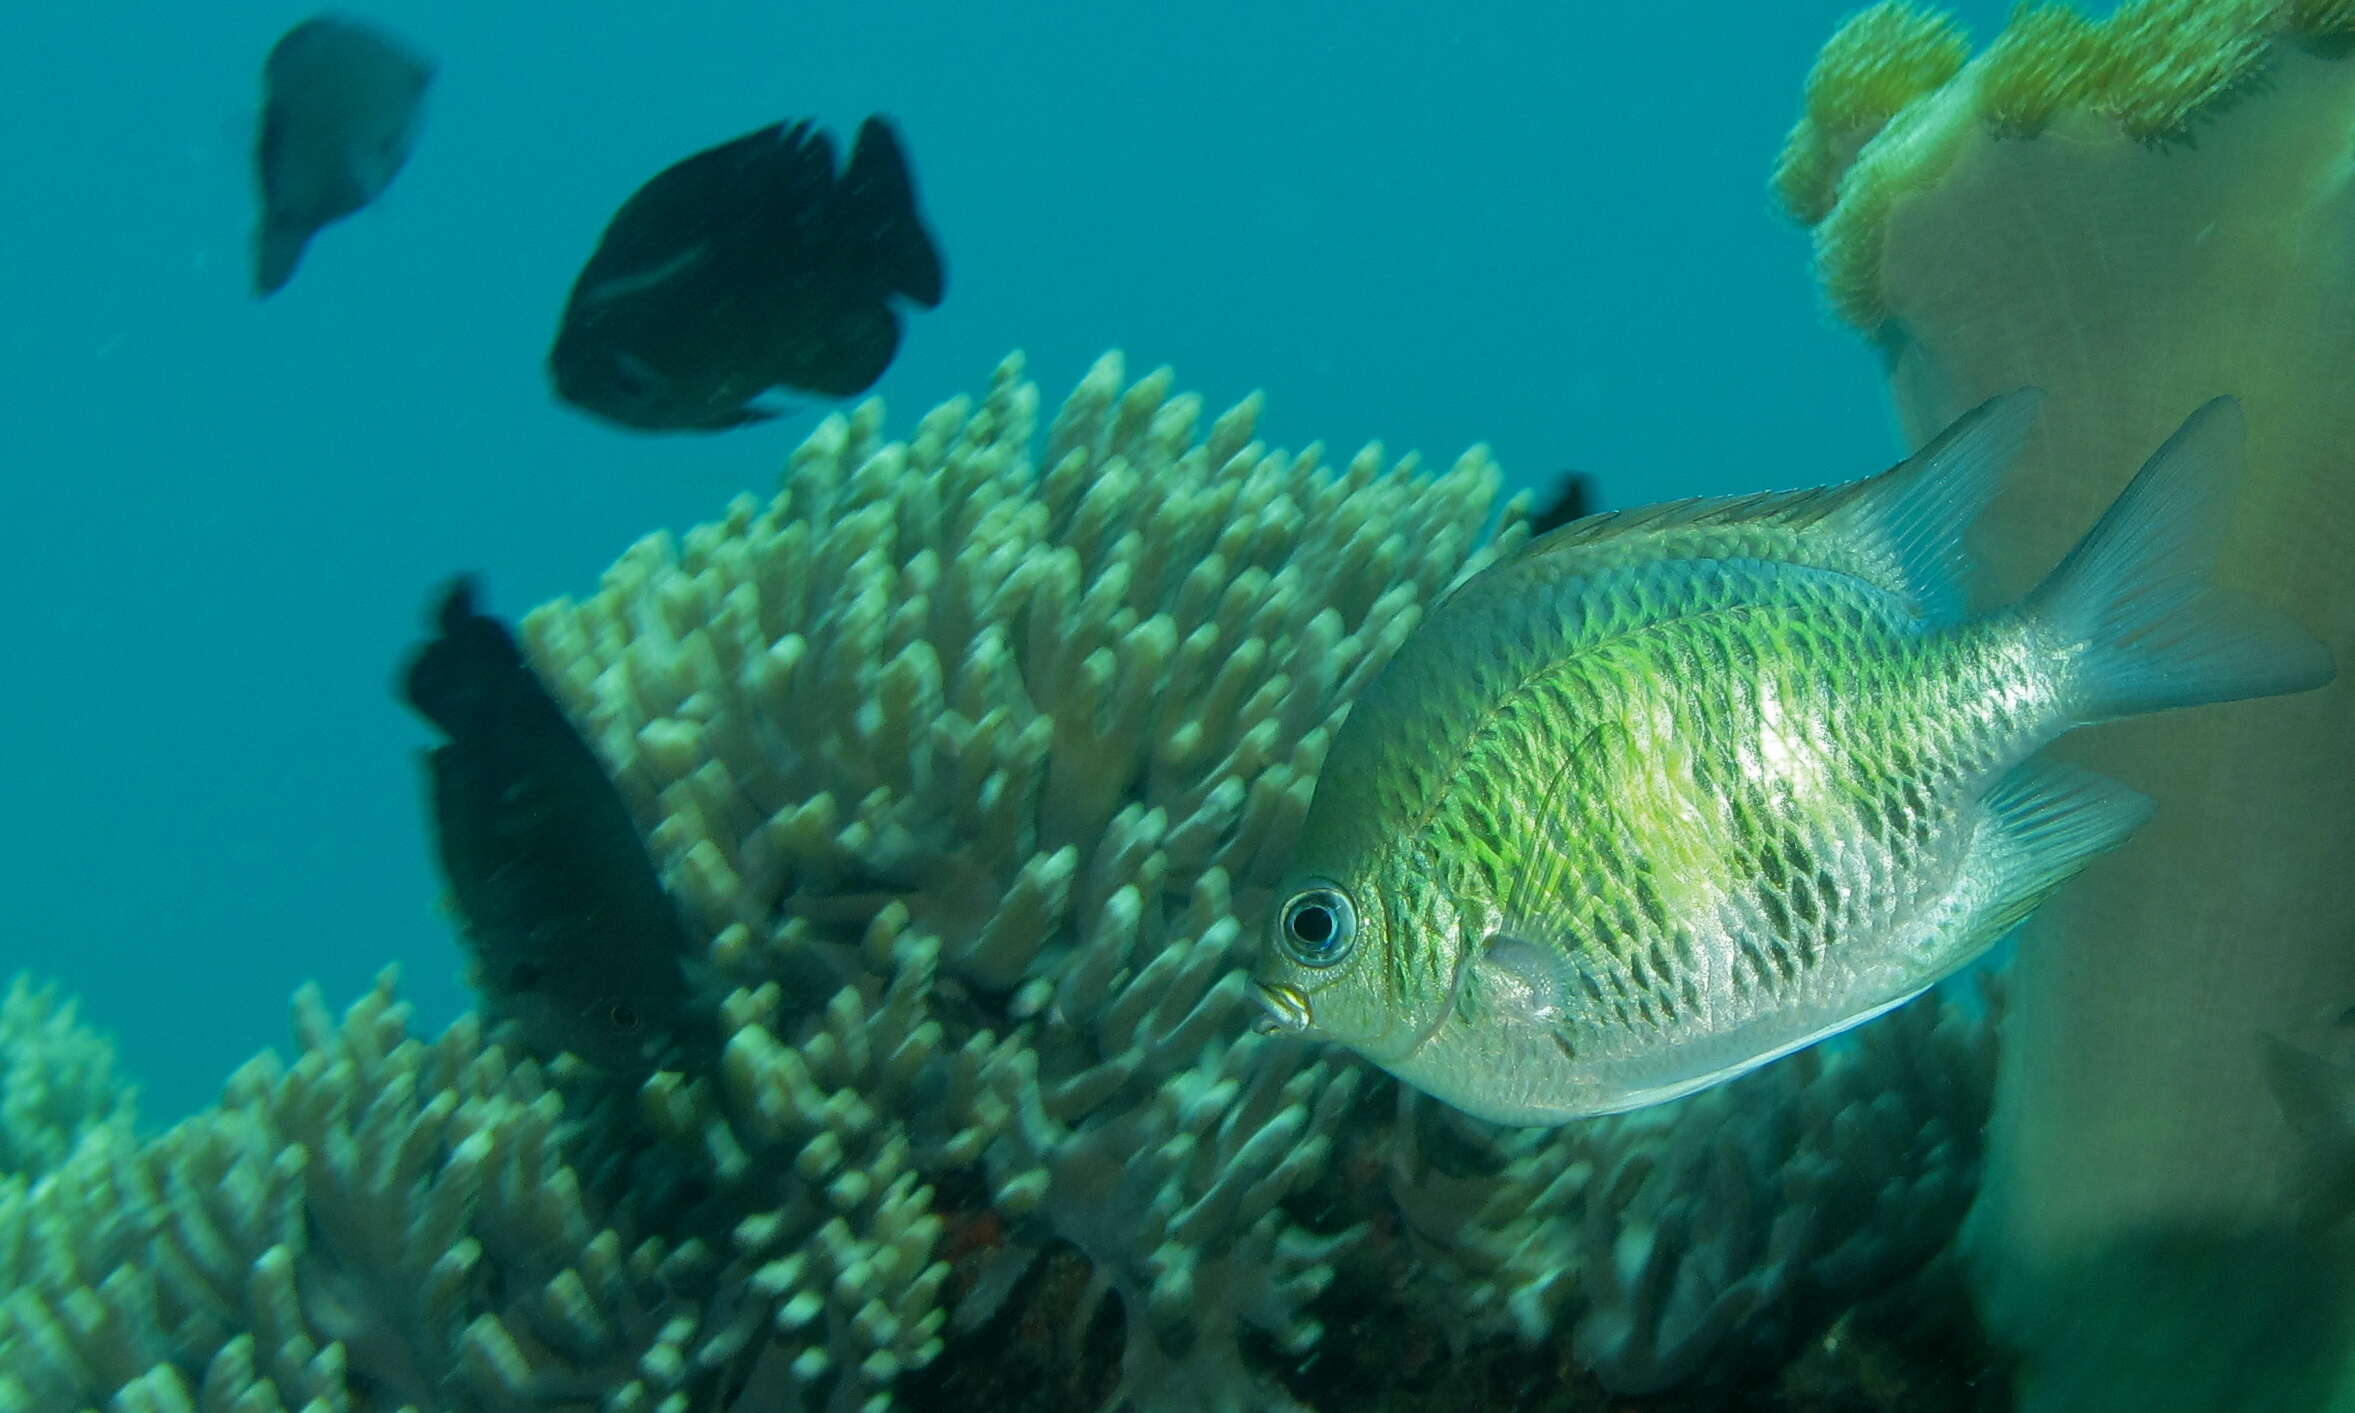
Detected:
left=1481, top=388, right=2041, bottom=621
left=1824, top=386, right=2041, bottom=618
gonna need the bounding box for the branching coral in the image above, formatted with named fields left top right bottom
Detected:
left=1379, top=976, right=1997, bottom=1395
left=0, top=968, right=992, bottom=1413
left=2, top=354, right=2018, bottom=1412
left=1778, top=3, right=2355, bottom=1405
left=515, top=350, right=1516, bottom=1411
left=0, top=353, right=1494, bottom=1413
left=0, top=974, right=136, bottom=1182
left=519, top=351, right=1512, bottom=973
left=1, top=975, right=665, bottom=1413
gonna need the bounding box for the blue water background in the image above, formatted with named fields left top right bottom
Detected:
left=0, top=0, right=2014, bottom=1121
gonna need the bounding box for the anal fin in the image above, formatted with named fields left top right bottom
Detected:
left=1974, top=757, right=2153, bottom=940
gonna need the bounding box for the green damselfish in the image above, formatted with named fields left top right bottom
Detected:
left=1253, top=392, right=2333, bottom=1125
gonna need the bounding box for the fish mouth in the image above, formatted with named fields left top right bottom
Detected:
left=1252, top=980, right=1312, bottom=1035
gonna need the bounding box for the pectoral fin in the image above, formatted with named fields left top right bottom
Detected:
left=1457, top=935, right=1577, bottom=1028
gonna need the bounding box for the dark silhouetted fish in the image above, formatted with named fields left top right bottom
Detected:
left=400, top=577, right=691, bottom=1072
left=250, top=14, right=433, bottom=297
left=1527, top=470, right=1600, bottom=536
left=548, top=116, right=945, bottom=432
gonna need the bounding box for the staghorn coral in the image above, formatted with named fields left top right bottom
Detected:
left=517, top=349, right=1515, bottom=977
left=2, top=355, right=2014, bottom=1412
left=0, top=354, right=1523, bottom=1413
left=1564, top=980, right=1993, bottom=1394
left=1375, top=977, right=1996, bottom=1396
left=516, top=349, right=1521, bottom=1411
left=0, top=968, right=985, bottom=1413
left=1777, top=4, right=2355, bottom=1406
left=0, top=974, right=136, bottom=1182
left=1, top=974, right=648, bottom=1413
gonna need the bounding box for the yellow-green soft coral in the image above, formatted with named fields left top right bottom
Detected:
left=1779, top=3, right=2355, bottom=1406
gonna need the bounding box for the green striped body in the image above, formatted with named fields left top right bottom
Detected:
left=1292, top=555, right=2050, bottom=1123
left=1252, top=394, right=2331, bottom=1124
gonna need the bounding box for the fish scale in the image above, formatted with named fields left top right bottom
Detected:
left=1253, top=392, right=2333, bottom=1124
left=1495, top=588, right=1984, bottom=1035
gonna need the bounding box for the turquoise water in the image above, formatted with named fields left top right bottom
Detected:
left=16, top=8, right=2355, bottom=1413
left=0, top=1, right=2012, bottom=1122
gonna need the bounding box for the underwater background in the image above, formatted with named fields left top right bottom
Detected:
left=0, top=0, right=2015, bottom=1122
left=10, top=3, right=2355, bottom=1411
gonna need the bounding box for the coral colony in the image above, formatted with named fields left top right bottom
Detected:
left=8, top=2, right=2354, bottom=1408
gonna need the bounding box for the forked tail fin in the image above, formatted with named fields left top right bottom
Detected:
left=840, top=116, right=945, bottom=308
left=2026, top=397, right=2333, bottom=723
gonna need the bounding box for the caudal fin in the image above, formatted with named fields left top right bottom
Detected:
left=838, top=116, right=945, bottom=308
left=2027, top=397, right=2334, bottom=724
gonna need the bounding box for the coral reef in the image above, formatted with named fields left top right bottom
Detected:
left=1776, top=3, right=2355, bottom=1406
left=514, top=348, right=1512, bottom=1412
left=0, top=357, right=2008, bottom=1411
left=1372, top=977, right=1996, bottom=1396
left=0, top=975, right=135, bottom=1182
left=0, top=972, right=933, bottom=1413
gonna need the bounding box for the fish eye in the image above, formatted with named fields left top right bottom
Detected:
left=1278, top=885, right=1357, bottom=967
left=607, top=1002, right=643, bottom=1034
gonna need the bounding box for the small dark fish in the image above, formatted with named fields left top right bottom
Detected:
left=400, top=577, right=692, bottom=1072
left=251, top=14, right=433, bottom=297
left=548, top=116, right=945, bottom=433
left=1527, top=470, right=1600, bottom=536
